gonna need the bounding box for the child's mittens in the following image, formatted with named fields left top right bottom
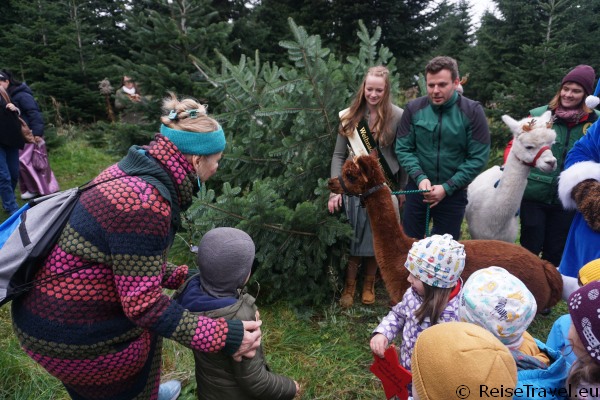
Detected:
left=572, top=179, right=600, bottom=231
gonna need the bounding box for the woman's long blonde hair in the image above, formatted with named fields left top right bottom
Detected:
left=160, top=92, right=219, bottom=133
left=339, top=66, right=395, bottom=147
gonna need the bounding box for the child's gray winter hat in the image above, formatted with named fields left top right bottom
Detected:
left=197, top=227, right=255, bottom=298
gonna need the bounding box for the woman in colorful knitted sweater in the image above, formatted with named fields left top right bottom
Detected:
left=11, top=94, right=262, bottom=400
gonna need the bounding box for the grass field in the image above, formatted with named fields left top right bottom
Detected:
left=0, top=137, right=568, bottom=399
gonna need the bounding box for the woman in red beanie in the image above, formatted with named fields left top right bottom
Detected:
left=504, top=65, right=600, bottom=271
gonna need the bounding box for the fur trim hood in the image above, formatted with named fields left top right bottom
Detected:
left=558, top=161, right=600, bottom=209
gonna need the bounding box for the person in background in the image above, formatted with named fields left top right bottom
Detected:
left=410, top=322, right=517, bottom=400
left=11, top=93, right=262, bottom=400
left=176, top=227, right=300, bottom=400
left=566, top=281, right=600, bottom=399
left=0, top=69, right=59, bottom=200
left=547, top=258, right=600, bottom=366
left=504, top=65, right=600, bottom=268
left=115, top=74, right=147, bottom=123
left=395, top=56, right=490, bottom=239
left=0, top=78, right=24, bottom=215
left=328, top=65, right=407, bottom=308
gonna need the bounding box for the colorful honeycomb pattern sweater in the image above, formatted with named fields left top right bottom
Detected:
left=11, top=135, right=243, bottom=400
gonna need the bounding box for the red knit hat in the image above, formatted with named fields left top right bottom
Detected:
left=562, top=65, right=595, bottom=95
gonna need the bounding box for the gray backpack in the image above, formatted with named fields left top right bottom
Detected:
left=0, top=172, right=173, bottom=307
left=0, top=188, right=82, bottom=306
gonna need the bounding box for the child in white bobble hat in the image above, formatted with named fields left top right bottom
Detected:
left=459, top=267, right=568, bottom=400
left=370, top=233, right=466, bottom=375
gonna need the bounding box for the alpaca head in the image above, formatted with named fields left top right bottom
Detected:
left=502, top=110, right=557, bottom=172
left=328, top=151, right=385, bottom=195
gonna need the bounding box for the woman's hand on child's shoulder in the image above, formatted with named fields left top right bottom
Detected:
left=232, top=320, right=263, bottom=362
left=370, top=333, right=389, bottom=358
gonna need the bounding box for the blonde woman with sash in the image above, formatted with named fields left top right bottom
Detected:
left=328, top=66, right=407, bottom=308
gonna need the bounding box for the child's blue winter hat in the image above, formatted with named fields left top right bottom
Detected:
left=405, top=234, right=466, bottom=288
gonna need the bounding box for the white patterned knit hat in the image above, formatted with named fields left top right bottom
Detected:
left=459, top=266, right=537, bottom=349
left=405, top=234, right=466, bottom=288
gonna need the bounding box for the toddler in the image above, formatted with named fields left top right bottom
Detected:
left=548, top=258, right=600, bottom=366
left=459, top=267, right=568, bottom=399
left=370, top=233, right=466, bottom=371
left=175, top=227, right=299, bottom=400
left=411, top=321, right=517, bottom=400
left=567, top=281, right=600, bottom=399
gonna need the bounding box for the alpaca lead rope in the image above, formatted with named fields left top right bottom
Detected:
left=391, top=188, right=432, bottom=237
left=390, top=189, right=429, bottom=196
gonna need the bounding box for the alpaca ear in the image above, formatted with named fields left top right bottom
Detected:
left=356, top=155, right=375, bottom=181
left=357, top=154, right=371, bottom=171
left=540, top=110, right=554, bottom=128
left=502, top=114, right=521, bottom=137
left=540, top=110, right=552, bottom=122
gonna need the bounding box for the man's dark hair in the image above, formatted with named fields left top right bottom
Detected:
left=425, top=56, right=459, bottom=81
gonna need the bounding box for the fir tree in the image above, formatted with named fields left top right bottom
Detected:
left=118, top=0, right=234, bottom=110
left=0, top=0, right=130, bottom=123
left=181, top=19, right=398, bottom=305
left=426, top=0, right=474, bottom=66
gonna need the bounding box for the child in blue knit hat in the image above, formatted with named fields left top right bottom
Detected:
left=176, top=227, right=299, bottom=400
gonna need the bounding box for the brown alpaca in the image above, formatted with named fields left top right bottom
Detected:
left=328, top=152, right=563, bottom=311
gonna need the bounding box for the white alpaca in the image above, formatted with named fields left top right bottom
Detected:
left=466, top=111, right=557, bottom=242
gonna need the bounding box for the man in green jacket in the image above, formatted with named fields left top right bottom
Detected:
left=396, top=56, right=490, bottom=239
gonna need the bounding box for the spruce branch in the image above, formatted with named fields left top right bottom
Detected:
left=200, top=202, right=317, bottom=237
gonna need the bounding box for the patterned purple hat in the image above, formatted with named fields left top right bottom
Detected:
left=568, top=280, right=600, bottom=364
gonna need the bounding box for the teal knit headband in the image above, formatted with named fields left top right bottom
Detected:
left=160, top=124, right=226, bottom=155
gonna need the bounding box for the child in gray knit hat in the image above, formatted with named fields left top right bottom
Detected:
left=175, top=227, right=300, bottom=400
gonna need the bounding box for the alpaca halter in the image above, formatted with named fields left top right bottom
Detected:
left=335, top=174, right=387, bottom=207
left=359, top=183, right=387, bottom=207
left=334, top=168, right=433, bottom=235
left=515, top=145, right=551, bottom=167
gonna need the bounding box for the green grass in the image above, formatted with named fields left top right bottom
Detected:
left=0, top=281, right=566, bottom=399
left=0, top=135, right=568, bottom=399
